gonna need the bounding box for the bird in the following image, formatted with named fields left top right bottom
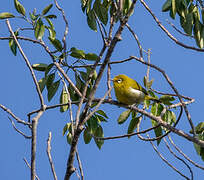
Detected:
left=112, top=74, right=159, bottom=105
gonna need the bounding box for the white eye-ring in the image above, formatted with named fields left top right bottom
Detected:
left=117, top=79, right=122, bottom=83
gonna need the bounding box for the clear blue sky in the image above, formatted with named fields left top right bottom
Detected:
left=1, top=0, right=204, bottom=180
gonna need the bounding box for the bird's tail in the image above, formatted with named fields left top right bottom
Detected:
left=145, top=95, right=160, bottom=103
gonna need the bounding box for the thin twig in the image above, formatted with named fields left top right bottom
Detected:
left=76, top=149, right=84, bottom=180
left=54, top=62, right=82, bottom=97
left=8, top=117, right=31, bottom=139
left=84, top=87, right=113, bottom=123
left=148, top=135, right=190, bottom=180
left=54, top=0, right=69, bottom=62
left=125, top=23, right=144, bottom=59
left=0, top=104, right=30, bottom=125
left=166, top=19, right=194, bottom=38
left=95, top=122, right=161, bottom=140
left=168, top=136, right=204, bottom=170
left=23, top=158, right=40, bottom=180
left=107, top=64, right=112, bottom=99
left=47, top=132, right=58, bottom=180
left=164, top=138, right=194, bottom=180
left=6, top=19, right=45, bottom=108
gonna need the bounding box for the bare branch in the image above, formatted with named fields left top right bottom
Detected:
left=125, top=23, right=144, bottom=59
left=47, top=132, right=58, bottom=180
left=0, top=104, right=30, bottom=126
left=148, top=135, right=191, bottom=180
left=6, top=19, right=45, bottom=108
left=168, top=136, right=204, bottom=170
left=54, top=62, right=82, bottom=97
left=31, top=110, right=45, bottom=180
left=76, top=149, right=84, bottom=180
left=54, top=0, right=69, bottom=62
left=23, top=158, right=40, bottom=180
left=164, top=138, right=194, bottom=180
left=166, top=19, right=194, bottom=38
left=8, top=117, right=31, bottom=139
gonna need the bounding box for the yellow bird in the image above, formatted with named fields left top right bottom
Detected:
left=112, top=74, right=158, bottom=105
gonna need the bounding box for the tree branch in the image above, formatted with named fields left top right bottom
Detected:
left=47, top=132, right=58, bottom=180
left=6, top=19, right=45, bottom=108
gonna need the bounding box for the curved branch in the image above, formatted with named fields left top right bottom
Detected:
left=148, top=135, right=191, bottom=180
left=164, top=137, right=194, bottom=180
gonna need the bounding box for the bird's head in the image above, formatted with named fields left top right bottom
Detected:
left=112, top=74, right=130, bottom=89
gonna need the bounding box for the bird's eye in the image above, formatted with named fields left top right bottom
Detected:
left=117, top=79, right=122, bottom=83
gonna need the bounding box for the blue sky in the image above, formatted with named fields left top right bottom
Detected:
left=1, top=0, right=204, bottom=180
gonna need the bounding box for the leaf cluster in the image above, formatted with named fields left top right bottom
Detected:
left=162, top=0, right=204, bottom=48
left=81, top=0, right=134, bottom=31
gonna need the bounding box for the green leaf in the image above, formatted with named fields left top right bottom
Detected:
left=14, top=0, right=26, bottom=16
left=84, top=53, right=100, bottom=61
left=63, top=122, right=71, bottom=136
left=42, top=4, right=53, bottom=15
left=68, top=84, right=80, bottom=101
left=151, top=103, right=164, bottom=116
left=94, top=125, right=104, bottom=149
left=32, top=63, right=48, bottom=71
left=75, top=74, right=83, bottom=90
left=48, top=80, right=60, bottom=101
left=45, top=14, right=57, bottom=19
left=159, top=95, right=175, bottom=105
left=45, top=17, right=54, bottom=29
left=38, top=77, right=47, bottom=92
left=46, top=26, right=56, bottom=40
left=193, top=134, right=204, bottom=161
left=9, top=31, right=18, bottom=56
left=49, top=38, right=63, bottom=51
left=95, top=114, right=108, bottom=122
left=96, top=110, right=108, bottom=119
left=87, top=9, right=97, bottom=31
left=66, top=132, right=73, bottom=145
left=117, top=109, right=131, bottom=124
left=192, top=6, right=200, bottom=21
left=83, top=127, right=92, bottom=144
left=202, top=10, right=204, bottom=24
left=180, top=12, right=194, bottom=36
left=193, top=20, right=203, bottom=48
left=151, top=120, right=163, bottom=145
left=123, top=0, right=133, bottom=16
left=127, top=117, right=139, bottom=136
left=46, top=73, right=55, bottom=90
left=143, top=76, right=147, bottom=88
left=87, top=116, right=98, bottom=134
left=70, top=47, right=85, bottom=59
left=162, top=0, right=172, bottom=12
left=79, top=71, right=88, bottom=82
left=35, top=18, right=45, bottom=40
left=0, top=12, right=15, bottom=19
left=45, top=63, right=54, bottom=76
left=195, top=122, right=204, bottom=134
left=171, top=0, right=176, bottom=19
left=93, top=0, right=108, bottom=25
left=60, top=87, right=69, bottom=112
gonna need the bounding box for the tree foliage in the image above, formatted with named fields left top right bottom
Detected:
left=1, top=0, right=204, bottom=180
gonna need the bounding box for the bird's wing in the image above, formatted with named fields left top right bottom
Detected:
left=132, top=81, right=148, bottom=95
